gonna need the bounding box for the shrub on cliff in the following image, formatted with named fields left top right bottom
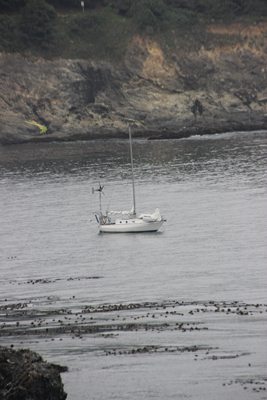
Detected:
left=107, top=0, right=267, bottom=20
left=165, top=0, right=267, bottom=18
left=120, top=0, right=185, bottom=29
left=69, top=12, right=105, bottom=35
left=240, top=0, right=267, bottom=16
left=20, top=0, right=57, bottom=45
left=107, top=0, right=196, bottom=30
left=0, top=14, right=18, bottom=52
left=114, top=0, right=166, bottom=28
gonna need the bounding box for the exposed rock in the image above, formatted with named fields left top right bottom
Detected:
left=0, top=346, right=67, bottom=400
left=0, top=21, right=267, bottom=145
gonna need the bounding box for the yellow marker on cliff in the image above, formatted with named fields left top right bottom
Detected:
left=27, top=120, right=47, bottom=134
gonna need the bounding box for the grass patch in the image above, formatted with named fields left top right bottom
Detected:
left=60, top=8, right=132, bottom=62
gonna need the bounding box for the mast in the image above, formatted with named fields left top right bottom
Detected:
left=99, top=188, right=102, bottom=215
left=129, top=125, right=136, bottom=217
left=92, top=183, right=104, bottom=216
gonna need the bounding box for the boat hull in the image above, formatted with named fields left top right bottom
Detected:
left=99, top=219, right=164, bottom=233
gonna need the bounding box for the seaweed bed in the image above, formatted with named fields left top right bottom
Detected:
left=1, top=294, right=267, bottom=397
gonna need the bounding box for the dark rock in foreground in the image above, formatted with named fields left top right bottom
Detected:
left=0, top=346, right=67, bottom=400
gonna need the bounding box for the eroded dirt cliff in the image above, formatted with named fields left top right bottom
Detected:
left=0, top=21, right=267, bottom=144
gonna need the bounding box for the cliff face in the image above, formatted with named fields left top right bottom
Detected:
left=1, top=21, right=267, bottom=144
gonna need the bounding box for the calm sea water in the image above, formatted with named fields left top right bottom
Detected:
left=0, top=131, right=266, bottom=399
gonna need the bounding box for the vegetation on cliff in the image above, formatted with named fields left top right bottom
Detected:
left=0, top=0, right=267, bottom=61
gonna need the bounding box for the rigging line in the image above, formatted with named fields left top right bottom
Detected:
left=106, top=196, right=112, bottom=213
left=129, top=125, right=136, bottom=217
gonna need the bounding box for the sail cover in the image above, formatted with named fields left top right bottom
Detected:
left=138, top=208, right=162, bottom=222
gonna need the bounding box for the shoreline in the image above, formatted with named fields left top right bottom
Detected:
left=0, top=127, right=266, bottom=164
left=1, top=116, right=267, bottom=146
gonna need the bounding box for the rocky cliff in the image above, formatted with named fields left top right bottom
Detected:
left=0, top=346, right=67, bottom=399
left=1, top=21, right=267, bottom=145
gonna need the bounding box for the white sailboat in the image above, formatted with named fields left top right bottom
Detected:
left=93, top=126, right=166, bottom=233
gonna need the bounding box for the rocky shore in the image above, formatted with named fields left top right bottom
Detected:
left=1, top=21, right=267, bottom=145
left=0, top=298, right=266, bottom=397
left=0, top=346, right=67, bottom=400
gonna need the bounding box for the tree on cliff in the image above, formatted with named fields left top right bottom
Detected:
left=20, top=0, right=57, bottom=45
